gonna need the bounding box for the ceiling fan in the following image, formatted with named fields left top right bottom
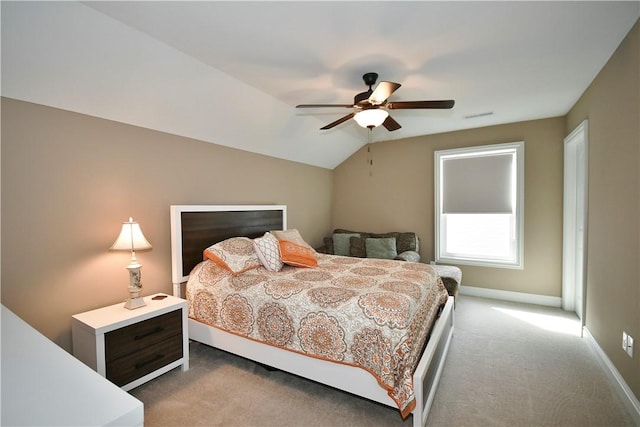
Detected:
left=296, top=72, right=455, bottom=131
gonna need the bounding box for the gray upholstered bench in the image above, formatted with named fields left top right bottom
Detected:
left=431, top=264, right=462, bottom=302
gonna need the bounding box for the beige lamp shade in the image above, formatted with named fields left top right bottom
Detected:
left=110, top=218, right=152, bottom=251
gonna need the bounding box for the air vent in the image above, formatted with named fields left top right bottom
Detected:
left=464, top=112, right=494, bottom=119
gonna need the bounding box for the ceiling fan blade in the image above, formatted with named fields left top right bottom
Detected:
left=320, top=112, right=355, bottom=130
left=296, top=104, right=354, bottom=108
left=382, top=115, right=402, bottom=131
left=369, top=81, right=402, bottom=105
left=387, top=100, right=455, bottom=109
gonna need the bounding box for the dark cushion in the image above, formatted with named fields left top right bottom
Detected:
left=396, top=232, right=419, bottom=253
left=349, top=236, right=367, bottom=257
left=335, top=229, right=418, bottom=253
left=322, top=237, right=334, bottom=254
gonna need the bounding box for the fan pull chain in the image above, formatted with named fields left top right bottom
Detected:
left=368, top=128, right=373, bottom=177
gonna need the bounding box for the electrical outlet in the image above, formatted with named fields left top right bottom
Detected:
left=627, top=335, right=634, bottom=358
left=623, top=331, right=628, bottom=351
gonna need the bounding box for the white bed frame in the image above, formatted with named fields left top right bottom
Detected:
left=170, top=205, right=454, bottom=427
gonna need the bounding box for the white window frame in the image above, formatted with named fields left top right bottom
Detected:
left=435, top=141, right=525, bottom=269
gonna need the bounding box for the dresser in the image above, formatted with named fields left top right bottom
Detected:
left=2, top=305, right=144, bottom=426
left=72, top=293, right=189, bottom=391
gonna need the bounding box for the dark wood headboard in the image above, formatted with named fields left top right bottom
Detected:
left=170, top=205, right=287, bottom=295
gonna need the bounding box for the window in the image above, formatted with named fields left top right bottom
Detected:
left=435, top=142, right=524, bottom=269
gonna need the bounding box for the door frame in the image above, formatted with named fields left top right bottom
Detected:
left=562, top=119, right=588, bottom=324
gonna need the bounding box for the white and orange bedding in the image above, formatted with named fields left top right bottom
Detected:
left=186, top=253, right=449, bottom=418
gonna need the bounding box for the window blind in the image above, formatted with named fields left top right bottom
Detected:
left=442, top=153, right=514, bottom=214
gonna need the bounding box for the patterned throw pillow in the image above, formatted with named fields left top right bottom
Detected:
left=253, top=232, right=283, bottom=272
left=271, top=229, right=316, bottom=253
left=278, top=240, right=318, bottom=268
left=204, top=237, right=262, bottom=275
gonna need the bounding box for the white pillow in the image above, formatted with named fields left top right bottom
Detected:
left=253, top=232, right=283, bottom=272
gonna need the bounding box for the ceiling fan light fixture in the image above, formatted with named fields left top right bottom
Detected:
left=354, top=109, right=389, bottom=128
left=297, top=72, right=454, bottom=131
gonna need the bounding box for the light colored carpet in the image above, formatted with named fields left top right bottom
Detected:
left=130, top=296, right=636, bottom=426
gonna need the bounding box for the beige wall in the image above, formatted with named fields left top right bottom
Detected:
left=567, top=20, right=639, bottom=400
left=333, top=117, right=565, bottom=297
left=2, top=19, right=637, bottom=406
left=1, top=98, right=333, bottom=351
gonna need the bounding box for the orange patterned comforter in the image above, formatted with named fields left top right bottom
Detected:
left=186, top=253, right=449, bottom=418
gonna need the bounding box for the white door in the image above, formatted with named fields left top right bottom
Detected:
left=562, top=120, right=588, bottom=321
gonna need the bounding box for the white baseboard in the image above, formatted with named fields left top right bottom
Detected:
left=583, top=327, right=640, bottom=425
left=459, top=285, right=562, bottom=307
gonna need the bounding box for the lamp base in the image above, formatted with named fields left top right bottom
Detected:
left=124, top=296, right=146, bottom=310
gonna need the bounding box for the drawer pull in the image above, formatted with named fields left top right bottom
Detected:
left=135, top=354, right=164, bottom=370
left=134, top=327, right=164, bottom=340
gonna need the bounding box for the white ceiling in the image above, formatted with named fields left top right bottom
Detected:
left=2, top=1, right=638, bottom=169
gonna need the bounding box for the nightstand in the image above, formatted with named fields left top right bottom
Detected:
left=72, top=293, right=189, bottom=391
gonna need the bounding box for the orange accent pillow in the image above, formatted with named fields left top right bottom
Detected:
left=271, top=229, right=316, bottom=253
left=278, top=240, right=318, bottom=268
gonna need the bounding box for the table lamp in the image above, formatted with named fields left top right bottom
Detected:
left=110, top=217, right=152, bottom=309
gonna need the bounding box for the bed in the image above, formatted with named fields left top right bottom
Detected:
left=170, top=205, right=454, bottom=427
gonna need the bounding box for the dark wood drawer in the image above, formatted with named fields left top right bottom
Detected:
left=72, top=295, right=188, bottom=391
left=106, top=334, right=183, bottom=386
left=105, top=309, right=182, bottom=362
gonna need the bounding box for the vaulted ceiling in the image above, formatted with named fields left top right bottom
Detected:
left=2, top=1, right=638, bottom=169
